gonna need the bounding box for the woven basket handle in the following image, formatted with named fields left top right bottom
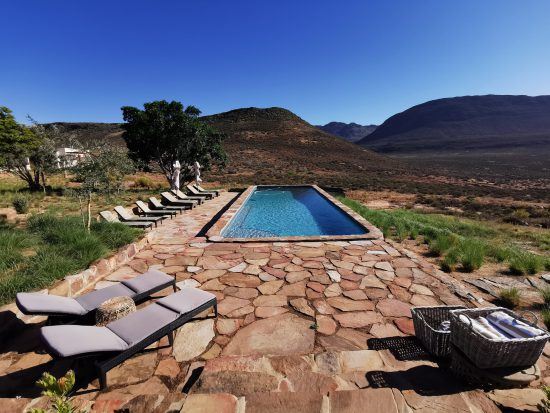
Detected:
left=519, top=310, right=538, bottom=325
left=415, top=310, right=425, bottom=323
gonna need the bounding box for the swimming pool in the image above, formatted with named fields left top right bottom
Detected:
left=220, top=186, right=369, bottom=239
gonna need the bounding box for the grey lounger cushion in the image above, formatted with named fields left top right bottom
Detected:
left=41, top=325, right=128, bottom=357
left=40, top=288, right=216, bottom=358
left=16, top=293, right=87, bottom=316
left=158, top=287, right=216, bottom=314
left=107, top=303, right=178, bottom=346
left=75, top=284, right=136, bottom=312
left=121, top=269, right=173, bottom=295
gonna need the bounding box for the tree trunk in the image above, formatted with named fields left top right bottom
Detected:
left=87, top=192, right=92, bottom=232
left=41, top=171, right=46, bottom=193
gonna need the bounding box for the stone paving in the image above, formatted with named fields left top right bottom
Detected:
left=0, top=191, right=547, bottom=412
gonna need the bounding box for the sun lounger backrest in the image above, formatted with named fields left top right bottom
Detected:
left=100, top=211, right=117, bottom=222
left=150, top=197, right=163, bottom=208
left=175, top=189, right=187, bottom=198
left=136, top=200, right=150, bottom=212
left=114, top=206, right=133, bottom=220
left=161, top=192, right=178, bottom=201
left=186, top=184, right=200, bottom=195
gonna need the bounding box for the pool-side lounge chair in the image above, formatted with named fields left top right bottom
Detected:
left=16, top=270, right=175, bottom=321
left=161, top=192, right=197, bottom=208
left=99, top=211, right=153, bottom=229
left=40, top=287, right=217, bottom=389
left=186, top=184, right=214, bottom=200
left=149, top=197, right=189, bottom=213
left=171, top=188, right=203, bottom=204
left=135, top=200, right=176, bottom=219
left=193, top=184, right=220, bottom=196
left=114, top=206, right=164, bottom=227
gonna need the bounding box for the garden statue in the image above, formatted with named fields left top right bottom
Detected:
left=172, top=160, right=181, bottom=190
left=193, top=160, right=202, bottom=186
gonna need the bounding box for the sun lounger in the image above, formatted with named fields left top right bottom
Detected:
left=135, top=200, right=176, bottom=219
left=171, top=189, right=203, bottom=204
left=149, top=197, right=189, bottom=213
left=161, top=192, right=197, bottom=208
left=40, top=287, right=217, bottom=389
left=114, top=206, right=164, bottom=227
left=16, top=269, right=175, bottom=322
left=99, top=211, right=153, bottom=229
left=194, top=184, right=219, bottom=197
left=186, top=184, right=214, bottom=200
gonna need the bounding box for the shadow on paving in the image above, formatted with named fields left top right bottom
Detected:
left=367, top=336, right=433, bottom=361
left=365, top=365, right=470, bottom=396
left=196, top=191, right=241, bottom=237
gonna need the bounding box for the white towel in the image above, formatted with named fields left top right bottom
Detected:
left=486, top=311, right=544, bottom=339
left=459, top=314, right=508, bottom=340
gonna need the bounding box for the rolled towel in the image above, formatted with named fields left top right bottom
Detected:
left=486, top=311, right=544, bottom=339
left=476, top=316, right=512, bottom=339
left=459, top=314, right=508, bottom=340
left=438, top=320, right=451, bottom=332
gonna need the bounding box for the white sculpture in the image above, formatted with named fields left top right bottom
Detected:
left=193, top=161, right=202, bottom=186
left=172, top=160, right=181, bottom=190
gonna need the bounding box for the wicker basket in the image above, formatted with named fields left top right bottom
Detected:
left=450, top=307, right=550, bottom=369
left=411, top=305, right=466, bottom=358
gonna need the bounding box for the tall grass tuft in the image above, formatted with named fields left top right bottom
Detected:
left=540, top=287, right=550, bottom=306
left=498, top=287, right=521, bottom=309
left=429, top=233, right=458, bottom=256
left=458, top=239, right=485, bottom=272
left=542, top=309, right=550, bottom=331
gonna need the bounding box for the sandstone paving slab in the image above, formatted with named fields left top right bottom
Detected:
left=376, top=299, right=412, bottom=318
left=258, top=279, right=284, bottom=295
left=290, top=298, right=315, bottom=317
left=488, top=388, right=544, bottom=412
left=326, top=296, right=374, bottom=312
left=173, top=319, right=215, bottom=362
left=181, top=393, right=241, bottom=413
left=244, top=392, right=325, bottom=413
left=329, top=388, right=399, bottom=413
left=334, top=311, right=383, bottom=328
left=217, top=296, right=251, bottom=315
left=316, top=315, right=337, bottom=335
left=224, top=286, right=258, bottom=299
left=253, top=294, right=287, bottom=307
left=255, top=306, right=289, bottom=318
left=222, top=313, right=315, bottom=356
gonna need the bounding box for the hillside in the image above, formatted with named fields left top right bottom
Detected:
left=357, top=95, right=550, bottom=180
left=201, top=107, right=405, bottom=187
left=316, top=122, right=377, bottom=142
left=43, top=122, right=125, bottom=147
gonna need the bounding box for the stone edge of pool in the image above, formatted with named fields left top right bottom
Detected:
left=206, top=185, right=384, bottom=242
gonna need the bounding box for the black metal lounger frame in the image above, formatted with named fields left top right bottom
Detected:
left=28, top=277, right=177, bottom=326
left=44, top=297, right=217, bottom=390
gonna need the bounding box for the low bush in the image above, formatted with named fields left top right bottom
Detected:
left=509, top=251, right=545, bottom=275
left=540, top=287, right=550, bottom=306
left=133, top=176, right=161, bottom=190
left=542, top=309, right=550, bottom=331
left=441, top=248, right=459, bottom=272
left=498, top=287, right=521, bottom=309
left=12, top=194, right=29, bottom=214
left=429, top=233, right=458, bottom=256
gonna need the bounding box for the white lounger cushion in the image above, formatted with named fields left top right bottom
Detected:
left=16, top=293, right=87, bottom=316
left=41, top=325, right=128, bottom=357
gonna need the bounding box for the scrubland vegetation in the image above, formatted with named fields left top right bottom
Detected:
left=340, top=197, right=550, bottom=275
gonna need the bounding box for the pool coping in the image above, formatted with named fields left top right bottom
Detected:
left=206, top=185, right=383, bottom=242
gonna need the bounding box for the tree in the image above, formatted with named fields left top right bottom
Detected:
left=27, top=117, right=61, bottom=192
left=0, top=106, right=47, bottom=191
left=71, top=143, right=134, bottom=231
left=121, top=100, right=226, bottom=188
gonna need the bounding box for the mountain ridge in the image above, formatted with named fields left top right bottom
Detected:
left=316, top=121, right=377, bottom=143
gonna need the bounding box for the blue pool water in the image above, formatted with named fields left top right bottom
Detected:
left=222, top=186, right=367, bottom=238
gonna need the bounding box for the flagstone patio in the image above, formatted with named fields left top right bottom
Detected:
left=0, top=191, right=547, bottom=412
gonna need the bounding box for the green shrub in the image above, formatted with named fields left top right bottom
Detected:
left=498, top=287, right=521, bottom=309
left=540, top=287, right=550, bottom=306
left=29, top=370, right=81, bottom=413
left=441, top=248, right=459, bottom=272
left=0, top=228, right=34, bottom=272
left=12, top=195, right=29, bottom=214
left=509, top=251, right=544, bottom=275
left=91, top=221, right=142, bottom=250
left=539, top=385, right=550, bottom=413
left=542, top=309, right=550, bottom=331
left=458, top=239, right=485, bottom=272
left=133, top=176, right=161, bottom=190
left=429, top=233, right=458, bottom=256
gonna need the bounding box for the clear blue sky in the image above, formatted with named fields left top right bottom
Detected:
left=2, top=0, right=550, bottom=125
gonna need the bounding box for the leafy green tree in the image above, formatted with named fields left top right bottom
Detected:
left=121, top=100, right=226, bottom=188
left=71, top=143, right=134, bottom=231
left=0, top=106, right=45, bottom=190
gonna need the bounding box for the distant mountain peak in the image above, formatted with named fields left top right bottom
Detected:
left=316, top=122, right=377, bottom=143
